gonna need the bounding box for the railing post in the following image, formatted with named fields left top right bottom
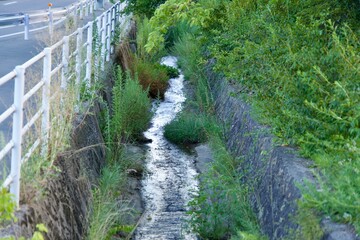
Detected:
left=85, top=1, right=89, bottom=17
left=61, top=36, right=70, bottom=90
left=42, top=48, right=52, bottom=157
left=111, top=7, right=116, bottom=54
left=86, top=23, right=93, bottom=88
left=24, top=14, right=29, bottom=40
left=94, top=19, right=101, bottom=82
left=113, top=4, right=118, bottom=26
left=79, top=2, right=84, bottom=19
left=76, top=28, right=83, bottom=99
left=90, top=1, right=94, bottom=14
left=48, top=11, right=53, bottom=36
left=101, top=15, right=106, bottom=71
left=73, top=6, right=77, bottom=27
left=106, top=11, right=111, bottom=62
left=11, top=66, right=25, bottom=207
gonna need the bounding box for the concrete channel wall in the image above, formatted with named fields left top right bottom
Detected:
left=205, top=61, right=359, bottom=240
left=0, top=103, right=106, bottom=240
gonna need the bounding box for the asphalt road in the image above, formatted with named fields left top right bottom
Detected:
left=0, top=0, right=111, bottom=182
left=0, top=0, right=77, bottom=14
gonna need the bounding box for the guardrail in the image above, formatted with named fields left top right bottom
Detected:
left=0, top=0, right=105, bottom=40
left=0, top=1, right=130, bottom=206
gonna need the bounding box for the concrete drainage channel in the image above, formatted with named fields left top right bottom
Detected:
left=134, top=56, right=198, bottom=239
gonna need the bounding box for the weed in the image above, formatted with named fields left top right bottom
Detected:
left=87, top=163, right=131, bottom=240
left=164, top=113, right=209, bottom=145
left=188, top=136, right=262, bottom=239
left=145, top=0, right=360, bottom=233
left=110, top=66, right=151, bottom=146
left=132, top=58, right=169, bottom=99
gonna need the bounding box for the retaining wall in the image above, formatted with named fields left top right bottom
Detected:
left=0, top=103, right=106, bottom=240
left=206, top=62, right=359, bottom=240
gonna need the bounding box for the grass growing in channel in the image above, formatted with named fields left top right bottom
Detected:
left=162, top=27, right=264, bottom=239
left=87, top=164, right=128, bottom=240
left=88, top=60, right=151, bottom=239
left=144, top=0, right=360, bottom=234
left=164, top=113, right=211, bottom=145
left=188, top=136, right=264, bottom=240
left=87, top=149, right=144, bottom=240
left=109, top=66, right=152, bottom=144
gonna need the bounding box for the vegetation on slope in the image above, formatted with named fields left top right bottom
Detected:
left=142, top=0, right=360, bottom=235
left=163, top=28, right=264, bottom=239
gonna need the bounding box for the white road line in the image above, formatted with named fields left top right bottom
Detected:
left=3, top=1, right=17, bottom=6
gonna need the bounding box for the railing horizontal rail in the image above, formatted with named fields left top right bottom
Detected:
left=0, top=71, right=16, bottom=87
left=22, top=138, right=40, bottom=164
left=51, top=39, right=65, bottom=50
left=21, top=108, right=43, bottom=136
left=22, top=52, right=45, bottom=69
left=0, top=105, right=16, bottom=125
left=50, top=64, right=63, bottom=77
left=23, top=81, right=45, bottom=104
left=0, top=141, right=14, bottom=161
left=2, top=174, right=14, bottom=188
left=0, top=0, right=96, bottom=40
left=0, top=0, right=129, bottom=207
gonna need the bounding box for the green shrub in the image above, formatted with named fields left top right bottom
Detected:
left=164, top=113, right=210, bottom=145
left=133, top=58, right=169, bottom=99
left=120, top=0, right=166, bottom=18
left=207, top=1, right=360, bottom=231
left=159, top=64, right=180, bottom=79
left=188, top=136, right=262, bottom=239
left=0, top=188, right=16, bottom=225
left=111, top=66, right=151, bottom=145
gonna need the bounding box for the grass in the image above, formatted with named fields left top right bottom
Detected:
left=164, top=112, right=210, bottom=145
left=162, top=28, right=264, bottom=239
left=20, top=78, right=78, bottom=203
left=88, top=63, right=151, bottom=240
left=146, top=0, right=360, bottom=235
left=188, top=136, right=264, bottom=239
left=109, top=66, right=152, bottom=145
left=87, top=160, right=135, bottom=240
left=132, top=58, right=169, bottom=99
left=204, top=0, right=360, bottom=233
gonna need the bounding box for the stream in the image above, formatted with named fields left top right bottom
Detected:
left=134, top=56, right=198, bottom=240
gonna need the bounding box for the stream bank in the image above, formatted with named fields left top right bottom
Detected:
left=134, top=56, right=198, bottom=240
left=205, top=61, right=359, bottom=240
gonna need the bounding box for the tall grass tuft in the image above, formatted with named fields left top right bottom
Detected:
left=87, top=163, right=131, bottom=240
left=164, top=24, right=263, bottom=239
left=188, top=136, right=263, bottom=239
left=133, top=58, right=169, bottom=99
left=110, top=66, right=151, bottom=146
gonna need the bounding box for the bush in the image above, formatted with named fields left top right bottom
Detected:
left=110, top=66, right=151, bottom=144
left=133, top=58, right=169, bottom=99
left=120, top=0, right=166, bottom=18
left=207, top=1, right=360, bottom=231
left=159, top=64, right=180, bottom=79
left=188, top=136, right=262, bottom=239
left=164, top=113, right=211, bottom=145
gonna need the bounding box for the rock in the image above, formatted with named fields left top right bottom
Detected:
left=194, top=144, right=213, bottom=175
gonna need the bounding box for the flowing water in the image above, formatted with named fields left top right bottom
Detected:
left=134, top=56, right=198, bottom=240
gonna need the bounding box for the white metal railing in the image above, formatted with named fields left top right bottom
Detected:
left=0, top=0, right=106, bottom=40
left=0, top=1, right=130, bottom=206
